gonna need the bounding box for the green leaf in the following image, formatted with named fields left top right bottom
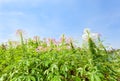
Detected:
left=73, top=76, right=81, bottom=81
left=94, top=75, right=101, bottom=81
left=90, top=74, right=94, bottom=81
left=51, top=75, right=61, bottom=81
left=30, top=76, right=36, bottom=81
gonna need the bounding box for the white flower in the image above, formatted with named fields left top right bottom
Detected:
left=91, top=33, right=100, bottom=40
left=82, top=28, right=101, bottom=42
left=83, top=28, right=90, bottom=34
left=82, top=34, right=88, bottom=41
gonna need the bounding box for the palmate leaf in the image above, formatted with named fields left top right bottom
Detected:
left=94, top=75, right=101, bottom=81
left=89, top=72, right=101, bottom=81
left=72, top=76, right=81, bottom=81
left=0, top=73, right=7, bottom=81
left=51, top=75, right=61, bottom=81
left=50, top=64, right=59, bottom=73
left=27, top=76, right=36, bottom=81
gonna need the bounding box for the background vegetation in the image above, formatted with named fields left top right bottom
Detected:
left=0, top=29, right=120, bottom=81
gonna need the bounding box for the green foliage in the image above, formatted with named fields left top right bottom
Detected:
left=0, top=29, right=120, bottom=81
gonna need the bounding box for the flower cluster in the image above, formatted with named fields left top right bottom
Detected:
left=35, top=37, right=73, bottom=52
left=82, top=28, right=101, bottom=41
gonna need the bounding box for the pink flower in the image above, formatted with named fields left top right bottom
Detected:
left=66, top=37, right=73, bottom=44
left=59, top=34, right=66, bottom=43
left=16, top=29, right=25, bottom=36
left=36, top=46, right=43, bottom=52
left=33, top=36, right=40, bottom=41
left=67, top=46, right=71, bottom=49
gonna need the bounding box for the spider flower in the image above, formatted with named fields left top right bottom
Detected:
left=82, top=28, right=101, bottom=41
left=83, top=28, right=90, bottom=34
left=16, top=29, right=25, bottom=36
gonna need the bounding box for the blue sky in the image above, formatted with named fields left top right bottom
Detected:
left=0, top=0, right=120, bottom=48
